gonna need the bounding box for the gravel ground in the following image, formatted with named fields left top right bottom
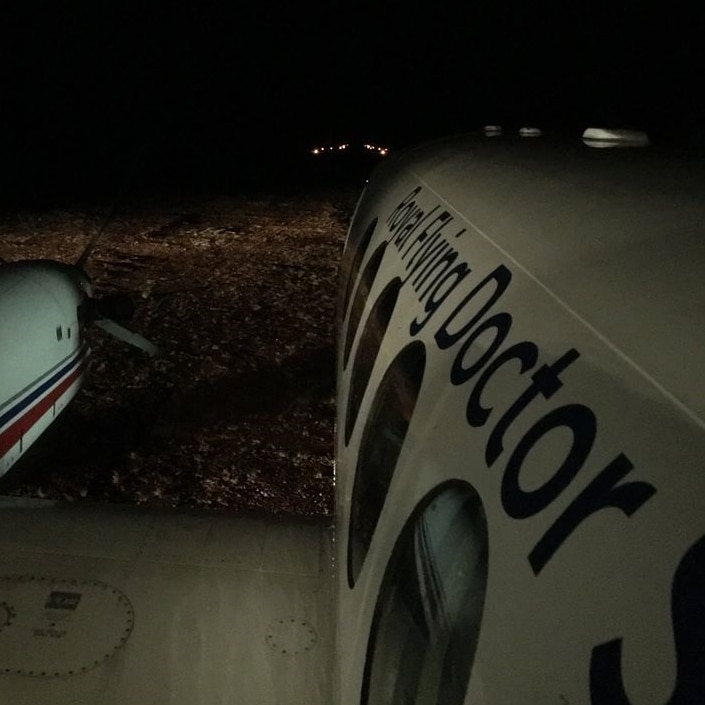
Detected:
left=0, top=188, right=359, bottom=518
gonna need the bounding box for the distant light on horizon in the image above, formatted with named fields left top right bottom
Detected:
left=311, top=142, right=390, bottom=156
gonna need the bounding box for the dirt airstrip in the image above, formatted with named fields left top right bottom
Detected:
left=0, top=188, right=359, bottom=518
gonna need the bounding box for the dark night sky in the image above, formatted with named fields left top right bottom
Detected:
left=1, top=1, right=702, bottom=205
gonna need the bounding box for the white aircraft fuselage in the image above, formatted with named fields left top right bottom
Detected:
left=0, top=261, right=91, bottom=477
left=335, top=130, right=705, bottom=704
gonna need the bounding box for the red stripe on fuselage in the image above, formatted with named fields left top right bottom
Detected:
left=0, top=356, right=89, bottom=458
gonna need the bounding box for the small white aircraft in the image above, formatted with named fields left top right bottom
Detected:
left=0, top=126, right=703, bottom=704
left=0, top=240, right=158, bottom=478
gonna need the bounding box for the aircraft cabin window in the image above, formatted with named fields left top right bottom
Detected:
left=344, top=277, right=403, bottom=446
left=360, top=482, right=488, bottom=705
left=341, top=217, right=378, bottom=320
left=343, top=241, right=388, bottom=369
left=347, top=340, right=426, bottom=586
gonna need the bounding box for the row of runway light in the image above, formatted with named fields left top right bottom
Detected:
left=311, top=143, right=389, bottom=156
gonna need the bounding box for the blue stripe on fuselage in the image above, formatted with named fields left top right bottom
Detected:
left=0, top=346, right=88, bottom=430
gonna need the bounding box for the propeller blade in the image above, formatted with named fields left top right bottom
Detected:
left=74, top=142, right=154, bottom=269
left=75, top=217, right=113, bottom=270
left=94, top=318, right=160, bottom=357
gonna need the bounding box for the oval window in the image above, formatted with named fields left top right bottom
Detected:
left=344, top=277, right=403, bottom=446
left=340, top=217, right=378, bottom=320
left=360, top=481, right=488, bottom=705
left=347, top=341, right=426, bottom=585
left=343, top=241, right=388, bottom=370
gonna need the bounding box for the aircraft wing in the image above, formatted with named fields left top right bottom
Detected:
left=0, top=496, right=334, bottom=704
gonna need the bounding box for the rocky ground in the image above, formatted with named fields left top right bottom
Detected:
left=0, top=187, right=360, bottom=518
